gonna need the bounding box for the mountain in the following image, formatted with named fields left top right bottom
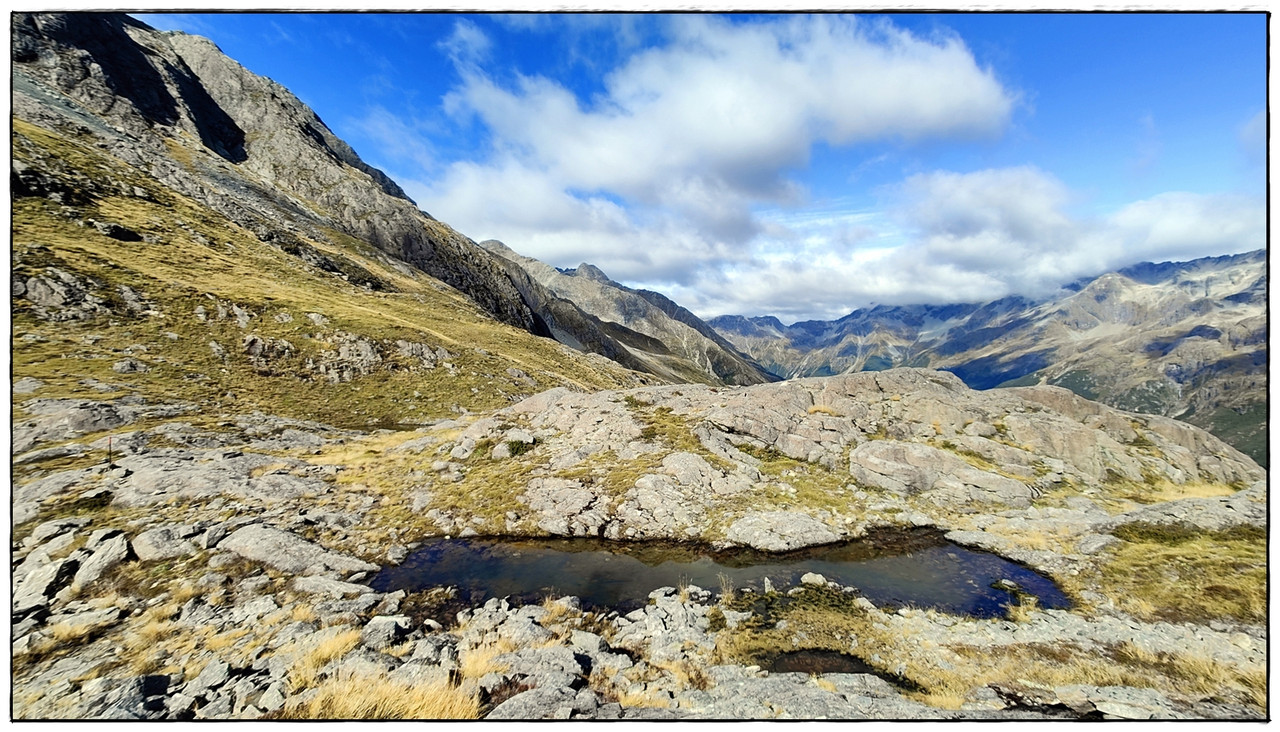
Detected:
left=480, top=241, right=777, bottom=386
left=11, top=13, right=766, bottom=394
left=11, top=12, right=678, bottom=430
left=710, top=251, right=1267, bottom=465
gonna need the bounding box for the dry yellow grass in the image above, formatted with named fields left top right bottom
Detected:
left=135, top=618, right=176, bottom=645
left=717, top=573, right=737, bottom=605
left=614, top=687, right=674, bottom=709
left=206, top=628, right=251, bottom=652
left=281, top=671, right=480, bottom=719
left=1083, top=524, right=1266, bottom=623
left=714, top=584, right=1265, bottom=714
left=808, top=404, right=843, bottom=417
left=652, top=657, right=711, bottom=692
left=539, top=595, right=580, bottom=627
left=1004, top=595, right=1039, bottom=623
left=287, top=629, right=363, bottom=692
left=170, top=583, right=202, bottom=605
left=457, top=638, right=515, bottom=680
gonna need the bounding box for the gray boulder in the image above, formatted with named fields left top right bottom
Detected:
left=13, top=557, right=78, bottom=615
left=486, top=685, right=579, bottom=720
left=725, top=511, right=840, bottom=552
left=72, top=533, right=131, bottom=587
left=218, top=524, right=378, bottom=575
left=131, top=526, right=198, bottom=561
left=362, top=615, right=411, bottom=650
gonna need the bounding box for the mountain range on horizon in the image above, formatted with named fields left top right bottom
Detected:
left=707, top=249, right=1266, bottom=465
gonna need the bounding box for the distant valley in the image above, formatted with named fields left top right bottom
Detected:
left=709, top=251, right=1267, bottom=465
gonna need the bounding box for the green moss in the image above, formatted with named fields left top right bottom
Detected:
left=505, top=439, right=535, bottom=457
left=1113, top=522, right=1264, bottom=546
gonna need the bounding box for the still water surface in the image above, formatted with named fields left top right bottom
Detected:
left=371, top=529, right=1069, bottom=617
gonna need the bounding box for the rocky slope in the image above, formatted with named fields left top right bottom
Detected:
left=11, top=370, right=1266, bottom=720
left=480, top=241, right=776, bottom=386
left=710, top=251, right=1267, bottom=465
left=11, top=12, right=737, bottom=387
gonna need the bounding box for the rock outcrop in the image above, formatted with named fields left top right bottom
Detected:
left=436, top=368, right=1261, bottom=552
left=10, top=12, right=741, bottom=385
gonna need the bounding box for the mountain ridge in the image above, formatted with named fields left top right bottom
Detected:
left=710, top=250, right=1267, bottom=464
left=11, top=12, right=776, bottom=390
left=481, top=239, right=777, bottom=386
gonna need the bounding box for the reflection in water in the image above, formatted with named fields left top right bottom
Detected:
left=370, top=529, right=1070, bottom=617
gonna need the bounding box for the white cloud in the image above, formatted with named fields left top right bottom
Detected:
left=672, top=168, right=1265, bottom=322
left=437, top=19, right=492, bottom=67
left=444, top=14, right=1012, bottom=221
left=1105, top=192, right=1265, bottom=262
left=423, top=14, right=1012, bottom=246
left=378, top=16, right=1261, bottom=324
left=348, top=105, right=437, bottom=174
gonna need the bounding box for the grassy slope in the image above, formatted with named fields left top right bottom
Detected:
left=11, top=119, right=649, bottom=431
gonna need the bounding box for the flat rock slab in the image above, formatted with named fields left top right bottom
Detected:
left=219, top=524, right=378, bottom=576
left=132, top=526, right=198, bottom=561
left=725, top=511, right=840, bottom=552
left=291, top=575, right=372, bottom=598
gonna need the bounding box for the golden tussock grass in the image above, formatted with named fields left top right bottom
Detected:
left=539, top=595, right=581, bottom=627
left=170, top=583, right=202, bottom=605
left=652, top=658, right=712, bottom=692
left=614, top=687, right=674, bottom=709
left=281, top=671, right=480, bottom=719
left=457, top=637, right=516, bottom=680
left=1082, top=524, right=1266, bottom=623
left=1004, top=595, right=1039, bottom=623
left=287, top=628, right=363, bottom=692
left=205, top=628, right=251, bottom=652
left=713, top=585, right=1265, bottom=714
left=717, top=573, right=737, bottom=605
left=905, top=641, right=1266, bottom=713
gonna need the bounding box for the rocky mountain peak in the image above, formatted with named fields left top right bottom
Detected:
left=571, top=263, right=614, bottom=285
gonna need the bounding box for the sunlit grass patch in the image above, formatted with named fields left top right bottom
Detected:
left=13, top=119, right=646, bottom=432
left=286, top=628, right=363, bottom=692
left=281, top=671, right=480, bottom=719
left=1082, top=523, right=1265, bottom=623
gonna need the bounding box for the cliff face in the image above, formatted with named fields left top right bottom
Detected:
left=12, top=11, right=670, bottom=434
left=14, top=12, right=756, bottom=387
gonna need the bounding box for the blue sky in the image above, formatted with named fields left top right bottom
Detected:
left=138, top=12, right=1267, bottom=322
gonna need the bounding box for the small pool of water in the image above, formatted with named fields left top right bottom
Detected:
left=370, top=529, right=1070, bottom=617
left=763, top=649, right=880, bottom=675
left=759, top=650, right=922, bottom=690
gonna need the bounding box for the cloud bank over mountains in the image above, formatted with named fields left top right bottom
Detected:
left=372, top=15, right=1263, bottom=323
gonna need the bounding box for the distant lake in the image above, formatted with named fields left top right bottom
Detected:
left=371, top=529, right=1070, bottom=617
